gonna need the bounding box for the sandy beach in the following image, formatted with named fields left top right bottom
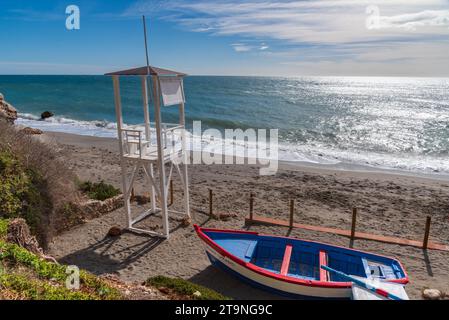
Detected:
left=44, top=131, right=449, bottom=300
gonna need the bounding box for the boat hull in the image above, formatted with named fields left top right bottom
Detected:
left=204, top=244, right=352, bottom=299
left=195, top=225, right=408, bottom=299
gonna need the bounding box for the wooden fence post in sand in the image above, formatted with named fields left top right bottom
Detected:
left=423, top=216, right=432, bottom=249
left=249, top=193, right=255, bottom=220
left=209, top=189, right=213, bottom=217
left=169, top=180, right=174, bottom=206
left=351, top=208, right=358, bottom=240
left=289, top=199, right=295, bottom=228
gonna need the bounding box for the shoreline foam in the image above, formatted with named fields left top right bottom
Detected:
left=16, top=113, right=449, bottom=180
left=41, top=130, right=449, bottom=182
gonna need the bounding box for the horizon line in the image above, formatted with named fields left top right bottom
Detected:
left=1, top=74, right=449, bottom=79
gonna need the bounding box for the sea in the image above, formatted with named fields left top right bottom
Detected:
left=1, top=75, right=448, bottom=177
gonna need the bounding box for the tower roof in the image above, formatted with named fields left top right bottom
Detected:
left=105, top=66, right=187, bottom=77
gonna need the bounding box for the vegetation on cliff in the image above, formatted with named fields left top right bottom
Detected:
left=146, top=276, right=230, bottom=300
left=0, top=120, right=79, bottom=247
left=0, top=218, right=122, bottom=300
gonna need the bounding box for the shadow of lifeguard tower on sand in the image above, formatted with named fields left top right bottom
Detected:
left=105, top=65, right=191, bottom=239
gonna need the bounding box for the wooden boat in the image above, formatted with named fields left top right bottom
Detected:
left=194, top=225, right=408, bottom=299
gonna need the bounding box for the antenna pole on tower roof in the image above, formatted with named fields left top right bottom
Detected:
left=142, top=15, right=150, bottom=76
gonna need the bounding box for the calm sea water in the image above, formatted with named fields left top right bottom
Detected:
left=1, top=75, right=448, bottom=175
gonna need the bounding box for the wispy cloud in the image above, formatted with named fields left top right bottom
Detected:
left=259, top=43, right=269, bottom=50
left=126, top=0, right=449, bottom=44
left=231, top=42, right=270, bottom=52
left=375, top=9, right=449, bottom=30
left=231, top=43, right=253, bottom=52
left=124, top=0, right=449, bottom=76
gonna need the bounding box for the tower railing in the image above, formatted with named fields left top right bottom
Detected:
left=119, top=123, right=186, bottom=161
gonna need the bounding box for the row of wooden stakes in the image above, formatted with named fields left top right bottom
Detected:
left=207, top=190, right=435, bottom=250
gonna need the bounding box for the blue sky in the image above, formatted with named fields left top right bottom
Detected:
left=1, top=0, right=449, bottom=76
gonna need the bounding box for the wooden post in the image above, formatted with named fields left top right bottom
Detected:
left=249, top=193, right=254, bottom=220
left=289, top=199, right=295, bottom=228
left=169, top=180, right=174, bottom=206
left=423, top=216, right=431, bottom=249
left=209, top=189, right=213, bottom=217
left=351, top=208, right=357, bottom=240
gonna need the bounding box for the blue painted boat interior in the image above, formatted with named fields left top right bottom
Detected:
left=203, top=230, right=405, bottom=282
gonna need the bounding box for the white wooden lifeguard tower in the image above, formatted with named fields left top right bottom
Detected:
left=105, top=66, right=191, bottom=239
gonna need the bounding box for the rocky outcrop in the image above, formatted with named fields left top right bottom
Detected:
left=21, top=127, right=43, bottom=135
left=77, top=194, right=124, bottom=219
left=0, top=93, right=18, bottom=124
left=7, top=218, right=42, bottom=255
left=41, top=111, right=54, bottom=120
left=7, top=218, right=58, bottom=263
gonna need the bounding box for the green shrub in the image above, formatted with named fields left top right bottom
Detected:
left=0, top=219, right=8, bottom=239
left=146, top=276, right=231, bottom=300
left=0, top=273, right=95, bottom=300
left=0, top=236, right=122, bottom=300
left=0, top=152, right=50, bottom=240
left=0, top=217, right=121, bottom=300
left=78, top=181, right=120, bottom=201
left=0, top=152, right=31, bottom=217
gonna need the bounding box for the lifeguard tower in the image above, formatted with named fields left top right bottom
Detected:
left=105, top=66, right=191, bottom=239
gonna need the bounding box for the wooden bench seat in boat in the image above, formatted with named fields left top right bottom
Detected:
left=280, top=244, right=293, bottom=276
left=319, top=250, right=329, bottom=282
left=279, top=245, right=329, bottom=280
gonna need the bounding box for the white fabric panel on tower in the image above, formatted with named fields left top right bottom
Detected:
left=159, top=77, right=184, bottom=106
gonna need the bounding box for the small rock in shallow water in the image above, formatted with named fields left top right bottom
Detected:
left=422, top=288, right=442, bottom=300
left=41, top=111, right=54, bottom=119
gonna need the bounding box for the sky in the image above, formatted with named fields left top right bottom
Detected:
left=0, top=0, right=448, bottom=76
